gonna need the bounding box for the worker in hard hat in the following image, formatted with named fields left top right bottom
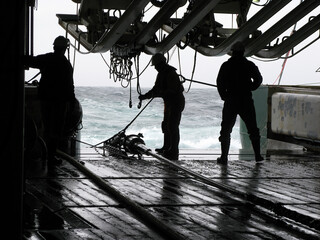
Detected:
left=25, top=36, right=75, bottom=166
left=216, top=41, right=264, bottom=164
left=139, top=53, right=185, bottom=160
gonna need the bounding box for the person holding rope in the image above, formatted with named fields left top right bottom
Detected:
left=25, top=36, right=75, bottom=166
left=139, top=53, right=185, bottom=160
left=216, top=41, right=264, bottom=164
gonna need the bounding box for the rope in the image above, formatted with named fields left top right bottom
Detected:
left=123, top=98, right=154, bottom=132
left=273, top=20, right=299, bottom=85
left=26, top=71, right=41, bottom=83
left=185, top=49, right=198, bottom=93
left=93, top=98, right=154, bottom=147
left=134, top=55, right=143, bottom=108
left=179, top=74, right=217, bottom=88
left=100, top=52, right=152, bottom=108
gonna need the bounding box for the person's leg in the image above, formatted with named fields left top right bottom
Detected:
left=163, top=99, right=184, bottom=160
left=47, top=101, right=67, bottom=165
left=41, top=101, right=52, bottom=160
left=155, top=120, right=170, bottom=153
left=218, top=101, right=237, bottom=164
left=239, top=100, right=264, bottom=163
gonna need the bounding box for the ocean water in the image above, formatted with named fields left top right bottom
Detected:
left=75, top=87, right=241, bottom=150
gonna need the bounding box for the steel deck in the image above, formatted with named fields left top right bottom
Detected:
left=23, top=147, right=320, bottom=240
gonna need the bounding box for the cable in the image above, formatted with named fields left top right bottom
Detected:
left=57, top=149, right=185, bottom=240
left=26, top=71, right=41, bottom=83
left=273, top=19, right=299, bottom=85
left=185, top=49, right=198, bottom=93
left=93, top=98, right=154, bottom=147
left=134, top=55, right=143, bottom=108
left=252, top=0, right=271, bottom=7
left=71, top=3, right=79, bottom=69
left=179, top=74, right=217, bottom=88
left=273, top=50, right=291, bottom=85
left=250, top=56, right=280, bottom=62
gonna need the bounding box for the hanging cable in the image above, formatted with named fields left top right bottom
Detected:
left=100, top=52, right=153, bottom=109
left=129, top=78, right=132, bottom=108
left=100, top=53, right=111, bottom=68
left=185, top=49, right=198, bottom=92
left=131, top=58, right=152, bottom=81
left=272, top=48, right=291, bottom=85
left=134, top=54, right=143, bottom=108
left=273, top=19, right=299, bottom=85
left=71, top=3, right=79, bottom=69
left=169, top=45, right=177, bottom=62
left=174, top=39, right=198, bottom=93
left=109, top=53, right=133, bottom=86
left=177, top=46, right=182, bottom=76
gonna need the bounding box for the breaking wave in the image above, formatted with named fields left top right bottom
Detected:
left=76, top=87, right=241, bottom=150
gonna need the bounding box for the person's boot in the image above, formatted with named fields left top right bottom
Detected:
left=163, top=130, right=180, bottom=160
left=217, top=139, right=230, bottom=165
left=47, top=139, right=62, bottom=166
left=251, top=138, right=264, bottom=164
left=156, top=121, right=169, bottom=153
left=155, top=131, right=170, bottom=154
left=163, top=149, right=179, bottom=160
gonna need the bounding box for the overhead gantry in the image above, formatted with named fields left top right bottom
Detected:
left=57, top=0, right=320, bottom=58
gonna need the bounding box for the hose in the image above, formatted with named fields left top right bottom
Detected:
left=57, top=150, right=185, bottom=240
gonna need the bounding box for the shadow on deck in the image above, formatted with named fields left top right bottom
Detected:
left=23, top=147, right=320, bottom=240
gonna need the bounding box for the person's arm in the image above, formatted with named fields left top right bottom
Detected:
left=139, top=76, right=161, bottom=100
left=24, top=54, right=47, bottom=69
left=250, top=63, right=263, bottom=91
left=216, top=64, right=228, bottom=101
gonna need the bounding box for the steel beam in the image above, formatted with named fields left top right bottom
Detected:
left=193, top=0, right=292, bottom=56
left=57, top=14, right=94, bottom=51
left=245, top=0, right=320, bottom=57
left=133, top=0, right=186, bottom=49
left=255, top=13, right=320, bottom=58
left=90, top=0, right=150, bottom=53
left=144, top=0, right=222, bottom=54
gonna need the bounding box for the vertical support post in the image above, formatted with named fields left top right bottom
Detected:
left=1, top=1, right=26, bottom=239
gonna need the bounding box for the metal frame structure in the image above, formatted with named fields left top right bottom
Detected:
left=57, top=0, right=320, bottom=58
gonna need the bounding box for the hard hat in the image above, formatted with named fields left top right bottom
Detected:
left=151, top=53, right=166, bottom=66
left=53, top=36, right=70, bottom=48
left=231, top=41, right=245, bottom=52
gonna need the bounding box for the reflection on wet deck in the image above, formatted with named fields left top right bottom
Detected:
left=24, top=147, right=320, bottom=240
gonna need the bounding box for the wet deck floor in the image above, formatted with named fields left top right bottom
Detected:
left=23, top=147, right=320, bottom=240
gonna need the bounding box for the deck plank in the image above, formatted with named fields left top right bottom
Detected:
left=23, top=147, right=320, bottom=239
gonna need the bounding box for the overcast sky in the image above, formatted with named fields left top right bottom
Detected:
left=25, top=0, right=320, bottom=89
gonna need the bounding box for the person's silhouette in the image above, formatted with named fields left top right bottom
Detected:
left=25, top=36, right=75, bottom=166
left=139, top=53, right=185, bottom=160
left=216, top=41, right=264, bottom=164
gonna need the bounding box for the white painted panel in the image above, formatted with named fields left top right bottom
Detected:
left=271, top=93, right=320, bottom=140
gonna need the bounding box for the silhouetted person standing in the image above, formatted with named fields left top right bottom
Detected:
left=25, top=36, right=75, bottom=166
left=216, top=41, right=264, bottom=164
left=139, top=53, right=185, bottom=160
